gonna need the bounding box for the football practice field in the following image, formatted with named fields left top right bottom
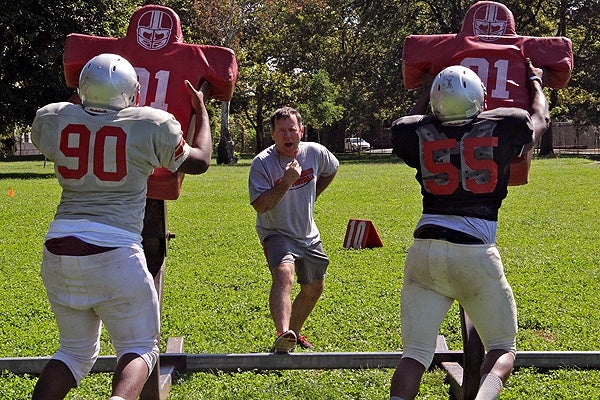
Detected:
left=1, top=155, right=599, bottom=399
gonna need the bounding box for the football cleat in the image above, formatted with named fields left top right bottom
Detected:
left=273, top=330, right=297, bottom=353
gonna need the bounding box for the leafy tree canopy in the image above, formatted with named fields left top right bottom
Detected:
left=2, top=0, right=598, bottom=150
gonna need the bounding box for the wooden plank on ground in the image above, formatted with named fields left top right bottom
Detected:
left=2, top=350, right=600, bottom=375
left=437, top=335, right=465, bottom=399
left=158, top=337, right=186, bottom=400
left=181, top=351, right=460, bottom=372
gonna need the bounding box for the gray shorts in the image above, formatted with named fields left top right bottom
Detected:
left=262, top=234, right=329, bottom=284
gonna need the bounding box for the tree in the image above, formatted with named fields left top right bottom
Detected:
left=295, top=69, right=345, bottom=146
left=1, top=0, right=598, bottom=158
left=0, top=0, right=138, bottom=136
left=187, top=0, right=245, bottom=163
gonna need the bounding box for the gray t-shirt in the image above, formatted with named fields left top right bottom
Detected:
left=249, top=142, right=339, bottom=246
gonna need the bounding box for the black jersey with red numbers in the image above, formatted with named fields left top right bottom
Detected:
left=391, top=108, right=533, bottom=221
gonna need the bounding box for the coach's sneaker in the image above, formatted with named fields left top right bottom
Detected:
left=273, top=330, right=297, bottom=353
left=296, top=334, right=314, bottom=350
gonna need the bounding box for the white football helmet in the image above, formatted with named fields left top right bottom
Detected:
left=429, top=66, right=485, bottom=125
left=78, top=53, right=140, bottom=112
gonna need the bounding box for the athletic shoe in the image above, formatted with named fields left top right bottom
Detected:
left=273, top=330, right=297, bottom=353
left=297, top=334, right=314, bottom=350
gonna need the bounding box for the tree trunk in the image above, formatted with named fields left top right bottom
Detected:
left=217, top=101, right=237, bottom=164
left=255, top=92, right=265, bottom=154
left=539, top=122, right=554, bottom=156
left=539, top=90, right=559, bottom=156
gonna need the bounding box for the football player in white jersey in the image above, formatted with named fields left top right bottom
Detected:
left=30, top=53, right=212, bottom=400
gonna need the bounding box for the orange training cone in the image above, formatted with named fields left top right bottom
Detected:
left=8, top=188, right=14, bottom=197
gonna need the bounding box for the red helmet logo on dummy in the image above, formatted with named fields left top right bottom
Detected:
left=472, top=3, right=509, bottom=40
left=137, top=10, right=173, bottom=50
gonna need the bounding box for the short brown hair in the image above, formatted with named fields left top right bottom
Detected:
left=270, top=107, right=302, bottom=131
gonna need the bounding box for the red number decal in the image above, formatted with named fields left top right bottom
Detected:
left=461, top=57, right=510, bottom=100
left=58, top=124, right=91, bottom=179
left=422, top=139, right=459, bottom=195
left=421, top=137, right=498, bottom=195
left=463, top=136, right=499, bottom=193
left=94, top=126, right=127, bottom=181
left=58, top=124, right=127, bottom=182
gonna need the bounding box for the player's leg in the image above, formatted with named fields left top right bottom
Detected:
left=96, top=247, right=160, bottom=400
left=110, top=353, right=154, bottom=400
left=269, top=260, right=298, bottom=353
left=390, top=357, right=426, bottom=400
left=456, top=245, right=517, bottom=399
left=263, top=235, right=297, bottom=334
left=390, top=283, right=452, bottom=399
left=269, top=261, right=296, bottom=333
left=289, top=241, right=328, bottom=338
left=289, top=278, right=324, bottom=335
left=34, top=248, right=103, bottom=399
left=475, top=350, right=514, bottom=400
left=32, top=305, right=101, bottom=399
left=32, top=359, right=76, bottom=400
left=391, top=240, right=454, bottom=400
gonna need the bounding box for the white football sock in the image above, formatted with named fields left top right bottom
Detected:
left=474, top=373, right=503, bottom=400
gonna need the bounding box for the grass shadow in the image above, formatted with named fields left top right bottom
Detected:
left=0, top=172, right=56, bottom=180
left=335, top=152, right=403, bottom=164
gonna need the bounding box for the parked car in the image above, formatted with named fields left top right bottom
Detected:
left=344, top=137, right=371, bottom=152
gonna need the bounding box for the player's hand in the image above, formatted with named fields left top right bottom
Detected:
left=526, top=58, right=544, bottom=86
left=185, top=80, right=209, bottom=111
left=282, top=159, right=302, bottom=185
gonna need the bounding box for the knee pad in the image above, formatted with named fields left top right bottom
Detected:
left=53, top=347, right=99, bottom=385
left=143, top=345, right=160, bottom=377
left=116, top=345, right=160, bottom=378
left=401, top=349, right=433, bottom=371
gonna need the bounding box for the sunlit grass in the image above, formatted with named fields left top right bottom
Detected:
left=1, top=156, right=599, bottom=399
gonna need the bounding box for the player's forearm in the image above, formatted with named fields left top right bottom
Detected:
left=178, top=81, right=212, bottom=174
left=190, top=106, right=212, bottom=154
left=252, top=181, right=292, bottom=214
left=409, top=73, right=434, bottom=115
left=178, top=112, right=212, bottom=174
left=409, top=90, right=430, bottom=115
left=529, top=79, right=550, bottom=144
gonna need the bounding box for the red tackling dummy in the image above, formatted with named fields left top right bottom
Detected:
left=63, top=4, right=238, bottom=199
left=402, top=1, right=573, bottom=185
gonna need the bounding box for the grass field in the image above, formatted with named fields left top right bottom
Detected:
left=0, top=155, right=599, bottom=399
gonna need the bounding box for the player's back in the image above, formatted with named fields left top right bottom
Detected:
left=31, top=102, right=183, bottom=234
left=391, top=108, right=533, bottom=221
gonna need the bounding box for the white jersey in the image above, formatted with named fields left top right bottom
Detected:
left=249, top=142, right=339, bottom=246
left=31, top=102, right=190, bottom=237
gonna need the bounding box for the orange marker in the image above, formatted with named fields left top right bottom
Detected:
left=8, top=188, right=14, bottom=197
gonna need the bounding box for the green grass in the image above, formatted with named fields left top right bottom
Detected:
left=1, top=155, right=599, bottom=399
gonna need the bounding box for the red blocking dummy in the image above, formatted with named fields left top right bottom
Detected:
left=64, top=4, right=238, bottom=199
left=402, top=1, right=573, bottom=185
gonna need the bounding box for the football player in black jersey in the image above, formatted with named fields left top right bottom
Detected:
left=389, top=59, right=549, bottom=400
